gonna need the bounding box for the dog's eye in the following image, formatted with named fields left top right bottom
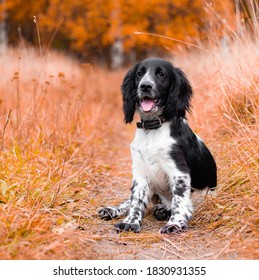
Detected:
left=136, top=71, right=143, bottom=77
left=157, top=71, right=166, bottom=77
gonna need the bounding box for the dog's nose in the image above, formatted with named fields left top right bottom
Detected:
left=140, top=82, right=153, bottom=92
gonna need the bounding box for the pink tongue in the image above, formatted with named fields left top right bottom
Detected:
left=141, top=99, right=155, bottom=112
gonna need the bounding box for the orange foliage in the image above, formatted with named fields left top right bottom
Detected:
left=40, top=0, right=113, bottom=54
left=119, top=0, right=205, bottom=51
left=1, top=0, right=237, bottom=61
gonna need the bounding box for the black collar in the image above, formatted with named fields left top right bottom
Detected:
left=136, top=117, right=167, bottom=130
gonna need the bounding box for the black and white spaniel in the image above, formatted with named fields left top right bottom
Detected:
left=98, top=58, right=217, bottom=234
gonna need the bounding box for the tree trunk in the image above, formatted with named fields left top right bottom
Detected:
left=0, top=0, right=8, bottom=54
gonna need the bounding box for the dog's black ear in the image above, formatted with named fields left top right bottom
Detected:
left=164, top=68, right=193, bottom=120
left=121, top=64, right=139, bottom=123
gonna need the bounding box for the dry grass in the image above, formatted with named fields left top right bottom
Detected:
left=0, top=12, right=258, bottom=259
left=0, top=47, right=126, bottom=259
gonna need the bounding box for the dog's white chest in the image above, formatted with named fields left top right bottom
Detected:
left=130, top=123, right=176, bottom=190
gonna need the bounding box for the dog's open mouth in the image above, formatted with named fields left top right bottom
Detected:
left=140, top=97, right=159, bottom=112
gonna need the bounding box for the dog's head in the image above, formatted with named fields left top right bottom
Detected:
left=121, top=58, right=193, bottom=123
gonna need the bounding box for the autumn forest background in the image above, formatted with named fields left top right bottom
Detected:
left=0, top=0, right=254, bottom=66
left=0, top=0, right=258, bottom=260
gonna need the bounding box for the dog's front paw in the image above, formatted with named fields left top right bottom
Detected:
left=160, top=222, right=188, bottom=234
left=98, top=207, right=118, bottom=220
left=114, top=221, right=141, bottom=233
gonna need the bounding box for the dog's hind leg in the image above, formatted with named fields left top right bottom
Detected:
left=98, top=198, right=131, bottom=220
left=152, top=194, right=172, bottom=221
left=153, top=204, right=171, bottom=221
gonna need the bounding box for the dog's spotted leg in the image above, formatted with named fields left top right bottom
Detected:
left=98, top=198, right=131, bottom=220
left=160, top=175, right=193, bottom=234
left=114, top=179, right=152, bottom=233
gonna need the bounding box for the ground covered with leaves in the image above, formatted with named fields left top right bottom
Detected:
left=0, top=39, right=258, bottom=259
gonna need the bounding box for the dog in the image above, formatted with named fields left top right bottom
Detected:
left=98, top=58, right=217, bottom=234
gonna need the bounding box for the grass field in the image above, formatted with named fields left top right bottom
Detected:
left=0, top=22, right=258, bottom=258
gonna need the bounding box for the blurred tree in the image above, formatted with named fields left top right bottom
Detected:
left=0, top=0, right=238, bottom=65
left=0, top=0, right=8, bottom=53
left=39, top=0, right=113, bottom=63
left=119, top=0, right=206, bottom=61
left=1, top=0, right=47, bottom=44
